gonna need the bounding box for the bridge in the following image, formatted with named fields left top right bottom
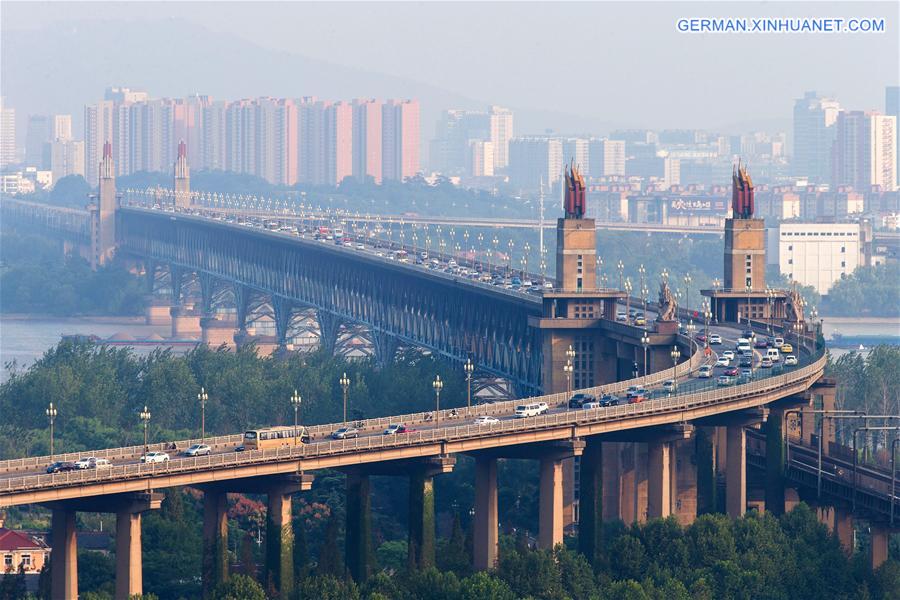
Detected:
left=1, top=158, right=896, bottom=599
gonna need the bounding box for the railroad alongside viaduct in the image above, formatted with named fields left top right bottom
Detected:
left=1, top=157, right=897, bottom=600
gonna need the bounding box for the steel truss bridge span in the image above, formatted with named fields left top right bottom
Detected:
left=118, top=208, right=544, bottom=394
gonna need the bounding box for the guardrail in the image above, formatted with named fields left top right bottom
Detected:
left=0, top=352, right=826, bottom=497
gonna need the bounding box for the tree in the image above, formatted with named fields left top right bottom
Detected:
left=211, top=574, right=266, bottom=600
left=317, top=512, right=343, bottom=577
left=459, top=571, right=516, bottom=600
left=610, top=535, right=646, bottom=581
left=49, top=175, right=91, bottom=206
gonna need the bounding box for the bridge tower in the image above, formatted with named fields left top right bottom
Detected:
left=173, top=139, right=191, bottom=210
left=530, top=163, right=625, bottom=394
left=89, top=140, right=117, bottom=269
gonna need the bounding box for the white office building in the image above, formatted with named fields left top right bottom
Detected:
left=775, top=223, right=862, bottom=294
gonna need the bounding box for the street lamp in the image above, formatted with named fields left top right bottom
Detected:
left=702, top=300, right=711, bottom=348
left=638, top=264, right=646, bottom=304
left=198, top=386, right=208, bottom=444
left=565, top=344, right=576, bottom=396
left=291, top=389, right=302, bottom=445
left=563, top=361, right=574, bottom=399
left=617, top=260, right=624, bottom=290
left=140, top=406, right=152, bottom=455
left=507, top=239, right=514, bottom=273
left=624, top=278, right=633, bottom=318
left=464, top=358, right=474, bottom=409
left=597, top=256, right=604, bottom=286
left=641, top=333, right=650, bottom=377
left=683, top=273, right=692, bottom=313
left=46, top=402, right=58, bottom=461
left=641, top=286, right=649, bottom=318
left=340, top=372, right=350, bottom=423
left=433, top=375, right=443, bottom=426
left=670, top=346, right=681, bottom=395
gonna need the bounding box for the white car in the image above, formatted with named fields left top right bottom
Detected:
left=697, top=365, right=713, bottom=378
left=709, top=334, right=722, bottom=345
left=183, top=444, right=211, bottom=457
left=716, top=356, right=731, bottom=367
left=784, top=355, right=799, bottom=366
left=474, top=415, right=500, bottom=425
left=75, top=457, right=110, bottom=469
left=662, top=380, right=676, bottom=393
left=722, top=350, right=735, bottom=360
left=514, top=402, right=549, bottom=418
left=141, top=451, right=170, bottom=464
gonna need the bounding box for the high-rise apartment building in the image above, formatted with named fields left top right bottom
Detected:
left=25, top=115, right=50, bottom=167
left=793, top=91, right=841, bottom=183
left=352, top=99, right=382, bottom=183
left=325, top=101, right=353, bottom=185
left=887, top=86, right=900, bottom=181
left=53, top=115, right=72, bottom=142
left=1, top=98, right=17, bottom=169
left=508, top=137, right=563, bottom=191
left=488, top=105, right=513, bottom=170
left=382, top=99, right=420, bottom=181
left=832, top=111, right=897, bottom=192
left=561, top=138, right=589, bottom=173
left=468, top=140, right=494, bottom=177
left=588, top=138, right=625, bottom=177
left=84, top=100, right=115, bottom=185
left=49, top=139, right=85, bottom=183
left=200, top=99, right=227, bottom=171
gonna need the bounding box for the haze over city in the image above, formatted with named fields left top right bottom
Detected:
left=1, top=2, right=899, bottom=600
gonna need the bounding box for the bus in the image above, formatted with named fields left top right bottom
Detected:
left=242, top=425, right=311, bottom=450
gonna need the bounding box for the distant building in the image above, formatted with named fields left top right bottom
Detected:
left=0, top=97, right=15, bottom=169
left=508, top=137, right=563, bottom=191
left=382, top=99, right=420, bottom=181
left=488, top=105, right=514, bottom=170
left=325, top=101, right=353, bottom=185
left=561, top=138, right=589, bottom=172
left=53, top=114, right=72, bottom=142
left=774, top=222, right=863, bottom=294
left=832, top=111, right=897, bottom=192
left=468, top=139, right=494, bottom=177
left=888, top=86, right=900, bottom=182
left=352, top=98, right=383, bottom=184
left=430, top=106, right=512, bottom=175
left=49, top=139, right=85, bottom=183
left=793, top=91, right=841, bottom=184
left=0, top=526, right=49, bottom=575
left=588, top=139, right=625, bottom=178
left=24, top=115, right=50, bottom=168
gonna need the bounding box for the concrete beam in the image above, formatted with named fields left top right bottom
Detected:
left=343, top=455, right=456, bottom=478
left=467, top=438, right=585, bottom=461
left=43, top=491, right=163, bottom=514
left=601, top=422, right=694, bottom=444
left=473, top=456, right=498, bottom=571
left=693, top=407, right=769, bottom=428
left=834, top=508, right=854, bottom=557
left=200, top=473, right=313, bottom=495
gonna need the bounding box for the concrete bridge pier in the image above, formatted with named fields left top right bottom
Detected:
left=202, top=489, right=229, bottom=598
left=170, top=303, right=203, bottom=339
left=473, top=455, right=499, bottom=571
left=200, top=314, right=238, bottom=349
left=539, top=442, right=586, bottom=550
left=50, top=507, right=77, bottom=600
left=695, top=427, right=717, bottom=516
left=345, top=470, right=373, bottom=582
left=578, top=437, right=604, bottom=568
left=265, top=475, right=314, bottom=599
left=647, top=441, right=674, bottom=520
left=408, top=456, right=456, bottom=569
left=869, top=525, right=893, bottom=570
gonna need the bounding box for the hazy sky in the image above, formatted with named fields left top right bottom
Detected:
left=3, top=1, right=898, bottom=132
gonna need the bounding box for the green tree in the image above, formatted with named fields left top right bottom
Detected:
left=211, top=574, right=266, bottom=600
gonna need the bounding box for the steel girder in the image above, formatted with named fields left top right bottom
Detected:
left=118, top=211, right=544, bottom=393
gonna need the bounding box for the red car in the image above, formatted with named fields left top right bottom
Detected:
left=724, top=367, right=739, bottom=376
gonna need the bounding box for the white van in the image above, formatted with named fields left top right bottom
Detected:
left=697, top=365, right=713, bottom=378
left=515, top=402, right=549, bottom=418
left=766, top=348, right=781, bottom=362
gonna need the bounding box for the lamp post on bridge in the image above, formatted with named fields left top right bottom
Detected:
left=565, top=344, right=576, bottom=399
left=641, top=286, right=649, bottom=319
left=523, top=242, right=531, bottom=279
left=46, top=402, right=58, bottom=462
left=597, top=256, right=603, bottom=287
left=476, top=232, right=483, bottom=270
left=507, top=239, right=514, bottom=274
left=638, top=264, right=646, bottom=305
left=702, top=300, right=711, bottom=349
left=624, top=279, right=633, bottom=319
left=617, top=260, right=624, bottom=291
left=432, top=375, right=443, bottom=427
left=765, top=288, right=775, bottom=334
left=683, top=273, right=692, bottom=314
left=464, top=358, right=474, bottom=409
left=198, top=386, right=208, bottom=444
left=492, top=236, right=499, bottom=274
left=140, top=406, right=152, bottom=456
left=340, top=372, right=351, bottom=424
left=670, top=346, right=681, bottom=396
left=712, top=278, right=721, bottom=323
left=641, top=333, right=650, bottom=377
left=291, top=389, right=302, bottom=445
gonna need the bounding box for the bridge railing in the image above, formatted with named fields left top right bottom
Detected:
left=0, top=352, right=826, bottom=497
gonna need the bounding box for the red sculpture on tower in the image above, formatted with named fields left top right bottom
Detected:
left=564, top=161, right=586, bottom=219
left=732, top=160, right=754, bottom=219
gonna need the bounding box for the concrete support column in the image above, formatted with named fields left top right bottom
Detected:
left=51, top=508, right=77, bottom=600
left=408, top=471, right=436, bottom=569
left=726, top=425, right=747, bottom=518
left=345, top=471, right=372, bottom=582
left=765, top=408, right=786, bottom=515
left=539, top=457, right=564, bottom=549
left=696, top=427, right=717, bottom=515
left=265, top=489, right=294, bottom=599
left=647, top=441, right=673, bottom=519
left=601, top=441, right=621, bottom=522
left=115, top=511, right=143, bottom=600
left=578, top=438, right=603, bottom=568
left=202, top=490, right=229, bottom=598
left=869, top=526, right=890, bottom=570
left=618, top=443, right=637, bottom=524
left=834, top=509, right=854, bottom=556
left=473, top=456, right=499, bottom=570
left=634, top=443, right=649, bottom=523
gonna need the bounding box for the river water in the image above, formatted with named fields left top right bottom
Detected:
left=1, top=315, right=898, bottom=383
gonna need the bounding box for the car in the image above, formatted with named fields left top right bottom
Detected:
left=754, top=338, right=769, bottom=349
left=760, top=357, right=773, bottom=368
left=724, top=367, right=739, bottom=376
left=141, top=451, right=170, bottom=464
left=739, top=357, right=753, bottom=368
left=355, top=243, right=365, bottom=250
left=722, top=350, right=735, bottom=360
left=582, top=401, right=602, bottom=409
left=474, top=415, right=500, bottom=425
left=709, top=334, right=722, bottom=345
left=742, top=329, right=755, bottom=339
left=74, top=457, right=103, bottom=469
left=331, top=427, right=360, bottom=440
left=741, top=368, right=753, bottom=378
left=717, top=375, right=734, bottom=386
left=616, top=312, right=628, bottom=322
left=662, top=380, right=676, bottom=393
left=184, top=443, right=211, bottom=457
left=46, top=461, right=76, bottom=474
left=383, top=424, right=415, bottom=435
left=737, top=343, right=752, bottom=354
left=784, top=355, right=799, bottom=366
left=599, top=394, right=621, bottom=407
left=515, top=402, right=549, bottom=417
left=773, top=337, right=785, bottom=347
left=695, top=333, right=707, bottom=343
left=91, top=458, right=111, bottom=468
left=568, top=393, right=596, bottom=409
left=697, top=365, right=713, bottom=378
left=780, top=343, right=794, bottom=354
left=634, top=316, right=647, bottom=326
left=715, top=356, right=731, bottom=367
left=234, top=445, right=246, bottom=452
left=626, top=387, right=649, bottom=402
